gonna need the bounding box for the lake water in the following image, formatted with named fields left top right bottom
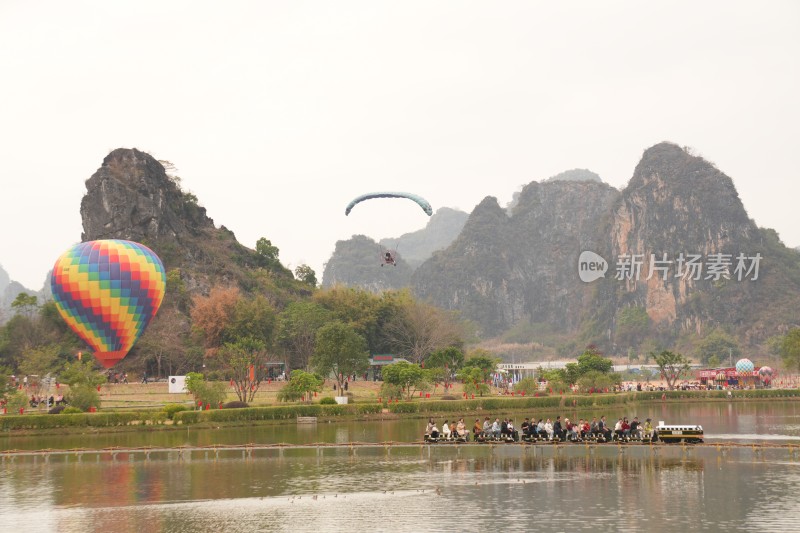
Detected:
left=2, top=401, right=800, bottom=532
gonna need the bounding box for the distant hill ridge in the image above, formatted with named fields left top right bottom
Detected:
left=324, top=142, right=800, bottom=351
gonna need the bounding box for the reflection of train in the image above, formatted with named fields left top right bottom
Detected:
left=655, top=422, right=704, bottom=443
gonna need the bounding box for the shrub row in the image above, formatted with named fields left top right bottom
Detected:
left=173, top=403, right=384, bottom=425
left=387, top=396, right=562, bottom=414
left=632, top=389, right=800, bottom=401
left=0, top=411, right=168, bottom=430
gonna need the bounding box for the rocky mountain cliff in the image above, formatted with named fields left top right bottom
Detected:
left=321, top=207, right=467, bottom=288
left=412, top=142, right=800, bottom=349
left=81, top=148, right=305, bottom=301
left=413, top=180, right=620, bottom=336
left=380, top=207, right=468, bottom=269
left=321, top=235, right=413, bottom=291
left=0, top=264, right=47, bottom=324
left=323, top=142, right=800, bottom=351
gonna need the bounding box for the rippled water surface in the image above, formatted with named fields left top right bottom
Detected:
left=2, top=401, right=800, bottom=532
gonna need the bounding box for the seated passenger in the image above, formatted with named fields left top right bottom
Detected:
left=630, top=417, right=641, bottom=439
left=491, top=418, right=502, bottom=439
left=483, top=417, right=492, bottom=438
left=536, top=419, right=546, bottom=439
left=473, top=418, right=483, bottom=440
left=622, top=418, right=631, bottom=438
left=544, top=419, right=554, bottom=440
left=614, top=418, right=624, bottom=440
left=581, top=419, right=591, bottom=440
left=456, top=418, right=468, bottom=441
left=643, top=418, right=654, bottom=440
left=521, top=418, right=531, bottom=438
left=430, top=423, right=440, bottom=440
left=442, top=420, right=452, bottom=440
left=507, top=419, right=519, bottom=441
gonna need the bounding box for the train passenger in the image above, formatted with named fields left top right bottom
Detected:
left=521, top=418, right=530, bottom=438
left=473, top=418, right=483, bottom=440
left=491, top=418, right=501, bottom=439
left=643, top=418, right=654, bottom=439
left=614, top=419, right=624, bottom=440
left=456, top=418, right=468, bottom=441
left=630, top=417, right=641, bottom=438
left=553, top=416, right=563, bottom=441
left=507, top=419, right=519, bottom=441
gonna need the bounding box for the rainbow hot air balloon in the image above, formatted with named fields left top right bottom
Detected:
left=50, top=240, right=166, bottom=368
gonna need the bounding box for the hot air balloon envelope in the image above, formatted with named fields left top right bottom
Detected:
left=51, top=240, right=166, bottom=368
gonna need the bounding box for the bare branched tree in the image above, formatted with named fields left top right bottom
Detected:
left=382, top=300, right=462, bottom=363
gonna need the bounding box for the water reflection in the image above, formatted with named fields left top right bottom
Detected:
left=4, top=448, right=800, bottom=532
left=3, top=402, right=800, bottom=532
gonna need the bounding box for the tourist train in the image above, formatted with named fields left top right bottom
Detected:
left=423, top=416, right=703, bottom=444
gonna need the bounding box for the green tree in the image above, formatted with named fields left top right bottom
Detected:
left=185, top=372, right=227, bottom=407
left=11, top=293, right=38, bottom=317
left=424, top=346, right=464, bottom=389
left=313, top=286, right=386, bottom=351
left=223, top=295, right=277, bottom=346
left=255, top=237, right=281, bottom=269
left=294, top=264, right=318, bottom=287
left=512, top=377, right=540, bottom=395
left=5, top=390, right=29, bottom=413
left=696, top=329, right=741, bottom=366
left=461, top=350, right=499, bottom=382
left=312, top=322, right=370, bottom=395
left=59, top=358, right=106, bottom=388
left=218, top=337, right=274, bottom=403
left=778, top=328, right=800, bottom=372
left=67, top=385, right=101, bottom=412
left=653, top=350, right=692, bottom=390
left=381, top=361, right=430, bottom=401
left=275, top=302, right=331, bottom=370
left=457, top=366, right=490, bottom=397
left=276, top=369, right=324, bottom=403
left=17, top=345, right=61, bottom=382
left=576, top=347, right=614, bottom=374
left=576, top=370, right=621, bottom=393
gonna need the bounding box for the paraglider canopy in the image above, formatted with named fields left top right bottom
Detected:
left=345, top=192, right=433, bottom=216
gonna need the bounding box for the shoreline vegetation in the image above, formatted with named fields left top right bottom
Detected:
left=2, top=381, right=799, bottom=436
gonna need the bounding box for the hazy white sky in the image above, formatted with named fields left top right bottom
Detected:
left=1, top=1, right=798, bottom=289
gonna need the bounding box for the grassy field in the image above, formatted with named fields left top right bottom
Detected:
left=24, top=379, right=478, bottom=413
